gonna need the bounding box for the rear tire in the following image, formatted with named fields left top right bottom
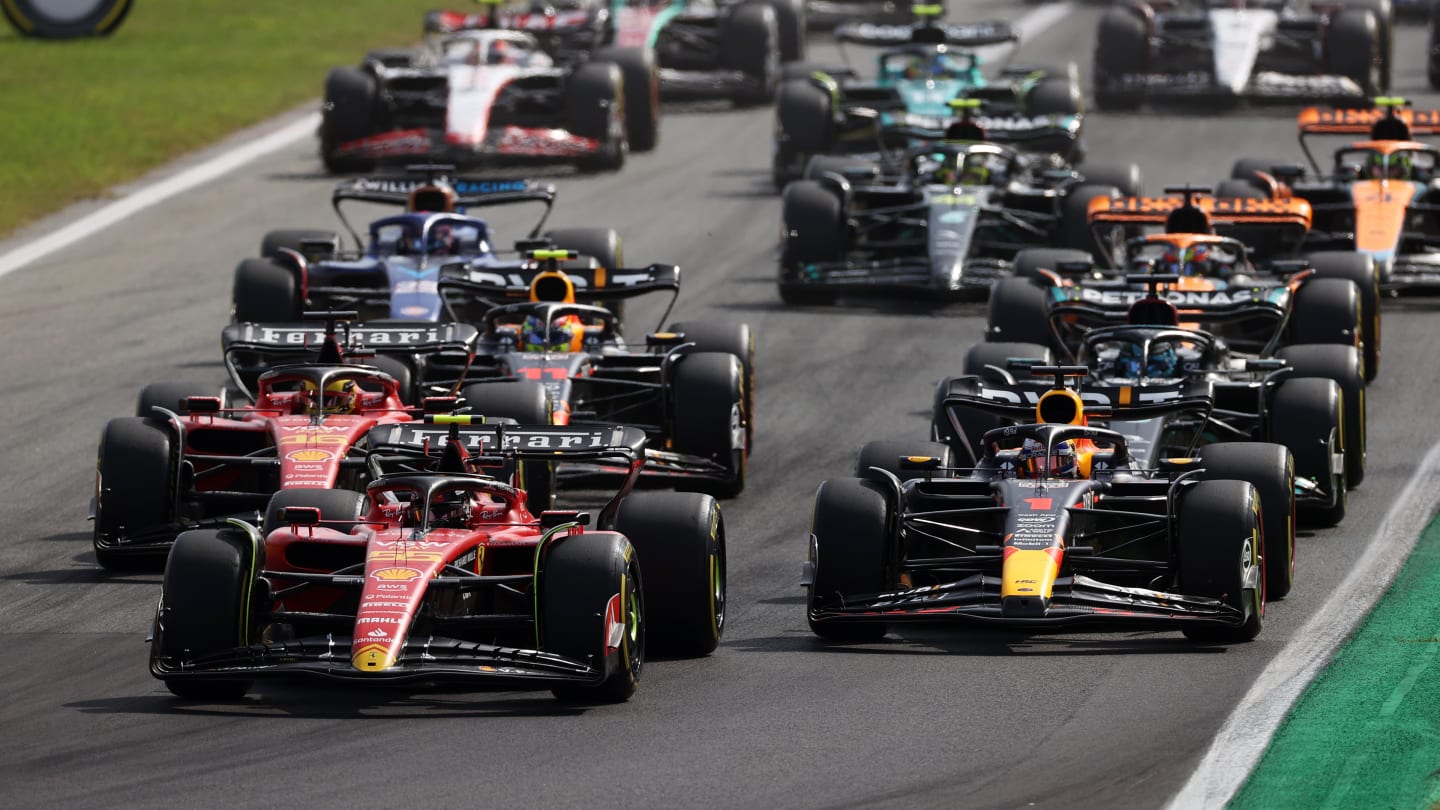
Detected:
left=320, top=66, right=381, bottom=174
left=615, top=492, right=725, bottom=657
left=807, top=478, right=891, bottom=641
left=136, top=382, right=217, bottom=418
left=1094, top=8, right=1147, bottom=110
left=1290, top=278, right=1362, bottom=348
left=1060, top=184, right=1120, bottom=258
left=1306, top=252, right=1380, bottom=382
left=667, top=321, right=756, bottom=452
left=460, top=381, right=555, bottom=510
left=1326, top=9, right=1383, bottom=97
left=261, top=488, right=367, bottom=537
left=723, top=3, right=780, bottom=107
left=986, top=278, right=1053, bottom=347
left=1177, top=480, right=1264, bottom=643
left=260, top=229, right=338, bottom=260
left=1278, top=344, right=1366, bottom=488
left=671, top=353, right=747, bottom=498
left=853, top=440, right=952, bottom=485
left=154, top=527, right=261, bottom=699
left=544, top=533, right=643, bottom=702
left=773, top=79, right=834, bottom=188
left=232, top=258, right=300, bottom=324
left=1197, top=443, right=1295, bottom=601
left=1269, top=378, right=1347, bottom=527
left=566, top=61, right=627, bottom=172
left=593, top=48, right=659, bottom=152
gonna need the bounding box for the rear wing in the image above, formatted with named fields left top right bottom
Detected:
left=834, top=19, right=1016, bottom=47
left=1295, top=99, right=1440, bottom=171
left=1087, top=194, right=1313, bottom=230
left=441, top=261, right=679, bottom=301
left=367, top=420, right=648, bottom=526
left=331, top=175, right=558, bottom=248
left=221, top=320, right=480, bottom=400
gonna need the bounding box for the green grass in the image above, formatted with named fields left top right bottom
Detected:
left=0, top=0, right=452, bottom=236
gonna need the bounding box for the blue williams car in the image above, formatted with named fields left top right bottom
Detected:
left=231, top=169, right=625, bottom=325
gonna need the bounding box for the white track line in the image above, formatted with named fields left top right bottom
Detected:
left=1167, top=440, right=1440, bottom=809
left=0, top=112, right=320, bottom=279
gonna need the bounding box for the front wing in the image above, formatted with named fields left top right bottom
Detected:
left=783, top=257, right=1007, bottom=297
left=807, top=573, right=1248, bottom=630
left=152, top=636, right=605, bottom=689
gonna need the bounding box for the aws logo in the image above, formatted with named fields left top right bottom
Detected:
left=3, top=0, right=132, bottom=38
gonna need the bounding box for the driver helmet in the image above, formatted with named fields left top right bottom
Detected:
left=408, top=182, right=457, bottom=213
left=1161, top=244, right=1210, bottom=276
left=1146, top=340, right=1179, bottom=378
left=1388, top=151, right=1413, bottom=180
left=1363, top=151, right=1410, bottom=180
left=1111, top=341, right=1145, bottom=378
left=301, top=378, right=361, bottom=415
left=425, top=223, right=456, bottom=255
left=958, top=154, right=992, bottom=186
left=430, top=490, right=474, bottom=529
left=522, top=313, right=585, bottom=352
left=487, top=39, right=517, bottom=65
left=1017, top=437, right=1080, bottom=479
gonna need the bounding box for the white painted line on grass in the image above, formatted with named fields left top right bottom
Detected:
left=1167, top=440, right=1440, bottom=810
left=0, top=112, right=320, bottom=280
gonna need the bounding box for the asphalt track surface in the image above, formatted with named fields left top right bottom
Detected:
left=3, top=4, right=1439, bottom=808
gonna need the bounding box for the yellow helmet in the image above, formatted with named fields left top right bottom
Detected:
left=302, top=378, right=360, bottom=415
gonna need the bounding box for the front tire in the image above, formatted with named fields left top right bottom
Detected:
left=1177, top=480, right=1264, bottom=643
left=543, top=533, right=643, bottom=703
left=153, top=527, right=262, bottom=699
left=807, top=478, right=891, bottom=642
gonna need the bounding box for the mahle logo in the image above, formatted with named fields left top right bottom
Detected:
left=3, top=0, right=132, bottom=38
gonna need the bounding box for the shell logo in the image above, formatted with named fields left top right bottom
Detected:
left=286, top=449, right=334, bottom=462
left=371, top=567, right=422, bottom=582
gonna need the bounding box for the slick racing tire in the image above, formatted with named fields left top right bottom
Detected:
left=802, top=155, right=880, bottom=184
left=1430, top=2, right=1440, bottom=90
left=544, top=227, right=625, bottom=318
left=260, top=488, right=367, bottom=537
left=1290, top=278, right=1362, bottom=349
left=154, top=527, right=261, bottom=699
left=1177, top=480, right=1264, bottom=643
left=232, top=258, right=300, bottom=324
left=671, top=353, right=747, bottom=498
left=1214, top=179, right=1267, bottom=200
left=773, top=79, right=835, bottom=189
left=1326, top=9, right=1383, bottom=97
left=93, top=417, right=175, bottom=571
left=667, top=321, right=756, bottom=451
left=1093, top=7, right=1147, bottom=111
left=853, top=440, right=953, bottom=485
left=135, top=382, right=221, bottom=418
left=1269, top=378, right=1347, bottom=528
left=1059, top=184, right=1121, bottom=258
left=543, top=533, right=644, bottom=703
left=592, top=48, right=659, bottom=152
left=360, top=354, right=415, bottom=406
left=1024, top=68, right=1084, bottom=118
left=320, top=66, right=382, bottom=174
left=1344, top=0, right=1393, bottom=90
left=751, top=0, right=804, bottom=62
left=807, top=478, right=890, bottom=642
left=962, top=341, right=1052, bottom=382
left=779, top=180, right=842, bottom=305
left=566, top=61, right=627, bottom=173
left=1278, top=344, right=1367, bottom=488
left=1, top=0, right=131, bottom=38
left=1012, top=248, right=1092, bottom=283
left=615, top=492, right=725, bottom=657
left=1197, top=443, right=1296, bottom=601
left=260, top=229, right=339, bottom=261
left=1305, top=252, right=1381, bottom=382
left=723, top=2, right=781, bottom=107
left=1077, top=165, right=1142, bottom=199
left=986, top=278, right=1053, bottom=348
left=1230, top=157, right=1288, bottom=185
left=460, top=381, right=556, bottom=511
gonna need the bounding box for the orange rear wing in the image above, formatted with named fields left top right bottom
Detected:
left=1296, top=100, right=1440, bottom=171
left=1087, top=195, right=1313, bottom=230
left=1296, top=106, right=1440, bottom=137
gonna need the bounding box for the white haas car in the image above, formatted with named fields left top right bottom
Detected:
left=320, top=28, right=627, bottom=174
left=1093, top=0, right=1393, bottom=110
